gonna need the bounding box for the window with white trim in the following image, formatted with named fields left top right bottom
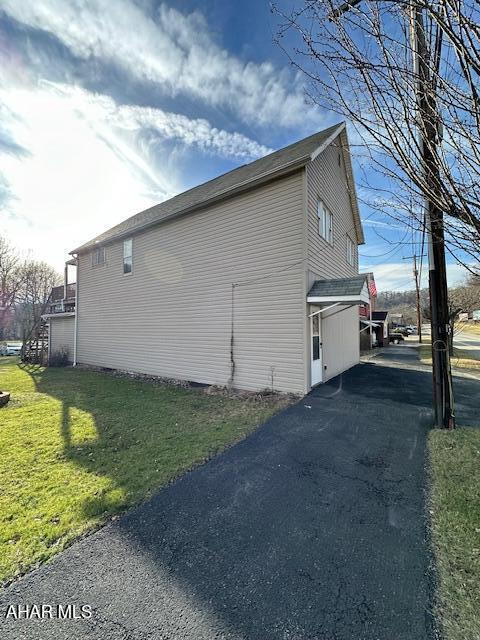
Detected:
left=123, top=238, right=133, bottom=274
left=317, top=200, right=333, bottom=244
left=346, top=236, right=355, bottom=266
left=91, top=246, right=105, bottom=267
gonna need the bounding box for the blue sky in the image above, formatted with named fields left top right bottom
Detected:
left=0, top=0, right=469, bottom=291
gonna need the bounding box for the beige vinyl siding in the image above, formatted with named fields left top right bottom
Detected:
left=321, top=305, right=360, bottom=381
left=305, top=137, right=361, bottom=386
left=76, top=171, right=306, bottom=394
left=49, top=316, right=75, bottom=362
left=306, top=139, right=359, bottom=279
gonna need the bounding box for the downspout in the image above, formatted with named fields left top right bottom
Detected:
left=47, top=318, right=51, bottom=366
left=64, top=262, right=68, bottom=300
left=73, top=255, right=79, bottom=366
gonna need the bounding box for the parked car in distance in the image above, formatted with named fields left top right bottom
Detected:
left=0, top=342, right=22, bottom=356
left=389, top=332, right=405, bottom=344
left=392, top=326, right=410, bottom=336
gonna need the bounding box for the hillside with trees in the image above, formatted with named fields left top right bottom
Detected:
left=377, top=277, right=480, bottom=330
left=0, top=236, right=61, bottom=342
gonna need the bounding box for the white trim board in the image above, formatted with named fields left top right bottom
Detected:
left=307, top=294, right=369, bottom=304
left=310, top=122, right=346, bottom=161
left=42, top=312, right=76, bottom=319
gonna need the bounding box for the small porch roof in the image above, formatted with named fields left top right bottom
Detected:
left=372, top=311, right=388, bottom=322
left=307, top=275, right=370, bottom=305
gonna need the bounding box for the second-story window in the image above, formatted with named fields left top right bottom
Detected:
left=317, top=200, right=333, bottom=244
left=123, top=238, right=133, bottom=274
left=92, top=246, right=105, bottom=267
left=346, top=236, right=355, bottom=266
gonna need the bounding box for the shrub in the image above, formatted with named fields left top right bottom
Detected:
left=49, top=347, right=70, bottom=367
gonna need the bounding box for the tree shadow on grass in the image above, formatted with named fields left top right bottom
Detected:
left=18, top=363, right=120, bottom=519
left=17, top=362, right=239, bottom=521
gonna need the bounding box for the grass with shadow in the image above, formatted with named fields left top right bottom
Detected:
left=429, top=427, right=480, bottom=640
left=418, top=342, right=480, bottom=370
left=462, top=324, right=480, bottom=337
left=0, top=357, right=291, bottom=585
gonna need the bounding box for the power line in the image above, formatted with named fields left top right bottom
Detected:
left=330, top=0, right=455, bottom=428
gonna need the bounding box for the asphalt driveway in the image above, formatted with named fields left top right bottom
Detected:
left=1, top=347, right=478, bottom=640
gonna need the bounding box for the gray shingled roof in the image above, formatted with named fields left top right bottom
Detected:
left=72, top=122, right=363, bottom=253
left=308, top=275, right=367, bottom=298
left=372, top=311, right=388, bottom=321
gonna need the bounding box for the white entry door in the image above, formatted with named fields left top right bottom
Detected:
left=310, top=307, right=323, bottom=386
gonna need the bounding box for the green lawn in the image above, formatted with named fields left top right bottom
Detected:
left=418, top=342, right=480, bottom=370
left=429, top=427, right=480, bottom=640
left=462, top=324, right=480, bottom=337
left=0, top=357, right=291, bottom=585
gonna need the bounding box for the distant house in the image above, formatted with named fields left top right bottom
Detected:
left=41, top=273, right=77, bottom=363
left=389, top=313, right=404, bottom=328
left=372, top=311, right=389, bottom=347
left=359, top=272, right=378, bottom=350
left=47, top=122, right=367, bottom=394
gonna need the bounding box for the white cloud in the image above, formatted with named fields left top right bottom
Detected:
left=362, top=219, right=405, bottom=231
left=361, top=261, right=470, bottom=292
left=1, top=0, right=319, bottom=129
left=0, top=78, right=274, bottom=271
left=58, top=84, right=272, bottom=160
left=0, top=85, right=165, bottom=270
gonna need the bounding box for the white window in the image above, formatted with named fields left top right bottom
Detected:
left=346, top=236, right=355, bottom=266
left=123, top=238, right=133, bottom=274
left=92, top=246, right=105, bottom=267
left=317, top=200, right=333, bottom=244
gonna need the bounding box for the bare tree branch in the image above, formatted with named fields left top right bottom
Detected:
left=273, top=0, right=480, bottom=271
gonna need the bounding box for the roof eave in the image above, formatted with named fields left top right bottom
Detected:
left=310, top=122, right=346, bottom=161
left=307, top=291, right=370, bottom=305
left=338, top=129, right=365, bottom=246
left=70, top=156, right=310, bottom=255
left=71, top=122, right=365, bottom=254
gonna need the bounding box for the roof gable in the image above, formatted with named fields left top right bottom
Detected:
left=72, top=122, right=363, bottom=253
left=338, top=129, right=364, bottom=245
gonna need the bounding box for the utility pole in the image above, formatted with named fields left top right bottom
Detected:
left=409, top=2, right=454, bottom=428
left=413, top=254, right=422, bottom=344
left=329, top=0, right=455, bottom=428
left=402, top=254, right=424, bottom=343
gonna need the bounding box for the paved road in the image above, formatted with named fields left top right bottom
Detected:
left=453, top=329, right=480, bottom=360
left=370, top=343, right=480, bottom=424
left=1, top=349, right=478, bottom=640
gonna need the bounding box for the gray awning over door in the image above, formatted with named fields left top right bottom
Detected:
left=307, top=275, right=370, bottom=305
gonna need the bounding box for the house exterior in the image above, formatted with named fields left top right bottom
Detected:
left=389, top=313, right=404, bottom=327
left=359, top=272, right=379, bottom=350
left=47, top=284, right=76, bottom=315
left=47, top=122, right=367, bottom=395
left=371, top=311, right=390, bottom=347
